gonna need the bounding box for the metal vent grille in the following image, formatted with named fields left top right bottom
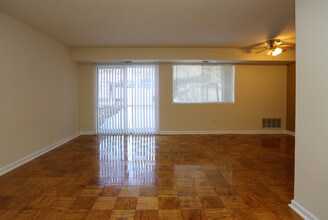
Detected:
left=262, top=118, right=281, bottom=128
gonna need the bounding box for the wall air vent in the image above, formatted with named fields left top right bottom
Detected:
left=262, top=118, right=281, bottom=128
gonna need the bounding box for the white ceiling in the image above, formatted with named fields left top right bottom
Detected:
left=0, top=0, right=295, bottom=48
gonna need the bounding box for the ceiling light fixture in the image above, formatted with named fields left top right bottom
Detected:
left=267, top=47, right=283, bottom=56
left=266, top=39, right=284, bottom=57
left=254, top=39, right=295, bottom=56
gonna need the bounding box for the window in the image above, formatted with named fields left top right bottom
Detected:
left=173, top=64, right=234, bottom=103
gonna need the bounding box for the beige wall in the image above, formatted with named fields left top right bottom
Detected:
left=72, top=47, right=295, bottom=63
left=286, top=63, right=296, bottom=132
left=294, top=0, right=328, bottom=219
left=160, top=64, right=286, bottom=132
left=78, top=64, right=95, bottom=132
left=0, top=12, right=78, bottom=169
left=78, top=63, right=287, bottom=133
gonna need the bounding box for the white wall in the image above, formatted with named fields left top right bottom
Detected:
left=0, top=12, right=78, bottom=169
left=293, top=0, right=328, bottom=219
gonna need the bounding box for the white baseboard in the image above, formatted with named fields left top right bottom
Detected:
left=79, top=130, right=294, bottom=136
left=285, top=130, right=295, bottom=136
left=289, top=200, right=319, bottom=220
left=159, top=130, right=289, bottom=135
left=0, top=133, right=79, bottom=176
left=79, top=131, right=96, bottom=135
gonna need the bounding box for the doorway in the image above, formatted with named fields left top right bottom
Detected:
left=96, top=64, right=158, bottom=134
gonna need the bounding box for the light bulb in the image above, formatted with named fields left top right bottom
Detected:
left=271, top=47, right=283, bottom=56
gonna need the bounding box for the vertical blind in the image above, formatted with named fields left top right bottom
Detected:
left=97, top=64, right=158, bottom=135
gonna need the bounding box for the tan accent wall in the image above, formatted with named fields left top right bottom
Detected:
left=286, top=63, right=296, bottom=132
left=0, top=12, right=78, bottom=169
left=71, top=47, right=295, bottom=63
left=78, top=63, right=287, bottom=133
left=159, top=64, right=286, bottom=132
left=294, top=0, right=328, bottom=219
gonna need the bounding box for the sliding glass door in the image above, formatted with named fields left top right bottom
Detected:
left=97, top=64, right=158, bottom=134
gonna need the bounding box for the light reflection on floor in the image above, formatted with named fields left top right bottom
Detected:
left=98, top=135, right=156, bottom=186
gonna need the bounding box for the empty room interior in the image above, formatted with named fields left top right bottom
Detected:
left=0, top=0, right=327, bottom=219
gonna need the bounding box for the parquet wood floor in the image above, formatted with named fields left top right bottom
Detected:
left=0, top=134, right=302, bottom=219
